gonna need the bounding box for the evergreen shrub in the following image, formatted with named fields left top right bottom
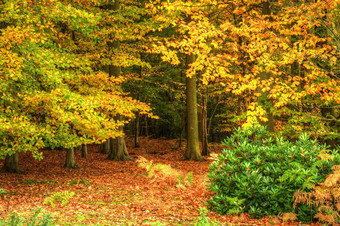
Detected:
left=207, top=125, right=340, bottom=221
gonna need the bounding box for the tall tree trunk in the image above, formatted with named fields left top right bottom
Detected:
left=184, top=54, right=204, bottom=161
left=201, top=88, right=209, bottom=156
left=1, top=152, right=21, bottom=173
left=105, top=0, right=131, bottom=160
left=81, top=144, right=88, bottom=159
left=65, top=148, right=79, bottom=169
left=135, top=111, right=140, bottom=148
left=259, top=1, right=275, bottom=132
left=177, top=111, right=186, bottom=149
left=144, top=116, right=149, bottom=137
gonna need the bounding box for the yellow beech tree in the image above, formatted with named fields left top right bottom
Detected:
left=216, top=0, right=339, bottom=143
left=148, top=0, right=339, bottom=146
left=0, top=0, right=151, bottom=172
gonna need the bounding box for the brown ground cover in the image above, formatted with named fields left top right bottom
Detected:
left=0, top=137, right=319, bottom=225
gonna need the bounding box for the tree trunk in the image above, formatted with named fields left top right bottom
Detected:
left=259, top=71, right=275, bottom=132
left=105, top=0, right=131, bottom=160
left=177, top=111, right=186, bottom=149
left=202, top=88, right=209, bottom=156
left=1, top=152, right=21, bottom=173
left=135, top=111, right=140, bottom=148
left=321, top=106, right=339, bottom=149
left=81, top=144, right=88, bottom=159
left=259, top=1, right=275, bottom=132
left=65, top=148, right=79, bottom=169
left=184, top=54, right=204, bottom=161
left=107, top=115, right=132, bottom=161
left=99, top=139, right=110, bottom=154
left=144, top=116, right=149, bottom=137
left=107, top=136, right=132, bottom=161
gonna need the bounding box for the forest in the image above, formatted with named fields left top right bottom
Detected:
left=0, top=0, right=339, bottom=225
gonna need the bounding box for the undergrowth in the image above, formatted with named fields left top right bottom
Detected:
left=294, top=164, right=340, bottom=225
left=43, top=191, right=75, bottom=207
left=0, top=188, right=6, bottom=198
left=0, top=207, right=54, bottom=226
left=207, top=125, right=340, bottom=222
left=137, top=156, right=194, bottom=187
left=68, top=178, right=91, bottom=186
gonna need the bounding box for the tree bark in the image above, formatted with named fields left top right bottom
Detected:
left=321, top=106, right=339, bottom=149
left=144, top=116, right=149, bottom=137
left=1, top=152, right=21, bottom=173
left=184, top=54, right=204, bottom=161
left=177, top=111, right=186, bottom=149
left=81, top=144, right=88, bottom=159
left=201, top=88, right=209, bottom=156
left=65, top=148, right=79, bottom=169
left=99, top=139, right=110, bottom=154
left=107, top=115, right=132, bottom=161
left=107, top=136, right=132, bottom=161
left=104, top=0, right=131, bottom=160
left=135, top=111, right=140, bottom=148
left=258, top=1, right=275, bottom=132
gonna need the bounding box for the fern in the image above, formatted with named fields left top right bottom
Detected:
left=294, top=165, right=340, bottom=225
left=43, top=191, right=75, bottom=207
left=187, top=172, right=194, bottom=185
left=137, top=156, right=195, bottom=186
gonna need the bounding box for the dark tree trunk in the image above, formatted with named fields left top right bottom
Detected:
left=65, top=148, right=79, bottom=169
left=81, top=144, right=88, bottom=159
left=135, top=111, right=140, bottom=148
left=99, top=139, right=110, bottom=154
left=107, top=115, right=132, bottom=161
left=107, top=137, right=132, bottom=161
left=184, top=54, right=203, bottom=161
left=202, top=89, right=209, bottom=156
left=259, top=1, right=275, bottom=132
left=177, top=111, right=186, bottom=149
left=105, top=0, right=131, bottom=161
left=321, top=106, right=339, bottom=149
left=1, top=152, right=21, bottom=173
left=144, top=116, right=149, bottom=137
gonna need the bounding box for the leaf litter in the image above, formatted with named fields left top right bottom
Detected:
left=0, top=137, right=321, bottom=225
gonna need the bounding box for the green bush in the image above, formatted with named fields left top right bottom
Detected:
left=207, top=125, right=340, bottom=221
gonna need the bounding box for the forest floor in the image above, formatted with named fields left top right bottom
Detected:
left=0, top=137, right=320, bottom=225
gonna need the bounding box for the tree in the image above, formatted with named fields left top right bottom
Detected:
left=0, top=0, right=151, bottom=172
left=146, top=0, right=223, bottom=160
left=184, top=54, right=203, bottom=160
